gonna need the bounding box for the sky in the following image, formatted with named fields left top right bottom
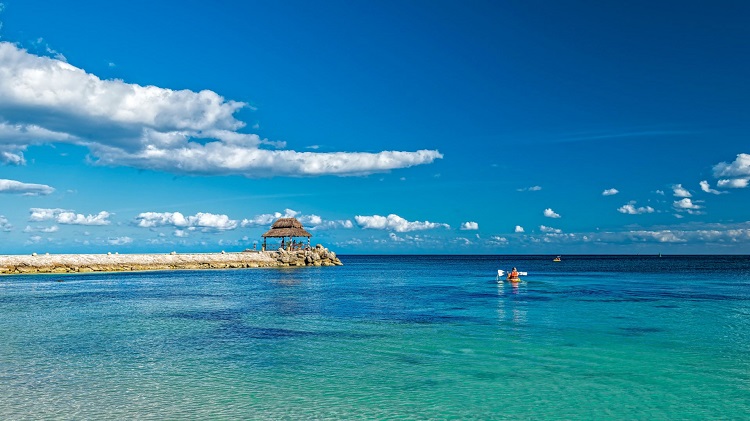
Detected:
left=0, top=0, right=749, bottom=254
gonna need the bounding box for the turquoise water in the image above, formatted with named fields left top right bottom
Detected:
left=1, top=255, right=749, bottom=419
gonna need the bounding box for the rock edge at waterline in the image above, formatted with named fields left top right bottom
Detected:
left=0, top=245, right=342, bottom=275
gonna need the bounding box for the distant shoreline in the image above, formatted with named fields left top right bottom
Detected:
left=0, top=247, right=342, bottom=275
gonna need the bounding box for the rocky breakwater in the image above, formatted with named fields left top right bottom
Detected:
left=0, top=245, right=342, bottom=275
left=264, top=244, right=343, bottom=267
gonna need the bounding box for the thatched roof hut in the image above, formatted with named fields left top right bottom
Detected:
left=261, top=217, right=312, bottom=238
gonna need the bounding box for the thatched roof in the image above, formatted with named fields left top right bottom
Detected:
left=261, top=217, right=312, bottom=238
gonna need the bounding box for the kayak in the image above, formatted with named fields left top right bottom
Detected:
left=497, top=269, right=527, bottom=282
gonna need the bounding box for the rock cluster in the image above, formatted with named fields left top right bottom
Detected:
left=0, top=245, right=342, bottom=275
left=264, top=244, right=343, bottom=267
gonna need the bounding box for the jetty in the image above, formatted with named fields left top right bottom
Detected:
left=0, top=246, right=342, bottom=275
left=0, top=217, right=342, bottom=275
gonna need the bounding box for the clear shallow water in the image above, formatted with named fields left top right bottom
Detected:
left=1, top=255, right=749, bottom=419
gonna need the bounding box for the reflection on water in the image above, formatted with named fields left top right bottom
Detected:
left=496, top=280, right=528, bottom=325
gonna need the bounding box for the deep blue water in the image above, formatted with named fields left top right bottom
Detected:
left=0, top=255, right=749, bottom=419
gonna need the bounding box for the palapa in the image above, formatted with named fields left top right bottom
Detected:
left=261, top=218, right=312, bottom=238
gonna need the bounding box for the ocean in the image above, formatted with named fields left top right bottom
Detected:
left=0, top=255, right=748, bottom=419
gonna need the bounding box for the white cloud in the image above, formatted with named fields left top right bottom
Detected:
left=514, top=225, right=525, bottom=233
left=602, top=188, right=619, bottom=196
left=0, top=179, right=54, bottom=195
left=717, top=178, right=749, bottom=189
left=627, top=230, right=687, bottom=243
left=23, top=225, right=59, bottom=233
left=1, top=151, right=24, bottom=165
left=355, top=214, right=450, bottom=232
left=136, top=211, right=237, bottom=230
left=673, top=198, right=704, bottom=215
left=713, top=153, right=750, bottom=178
left=0, top=42, right=442, bottom=177
left=489, top=222, right=750, bottom=247
left=490, top=236, right=508, bottom=244
left=699, top=180, right=725, bottom=194
left=673, top=198, right=702, bottom=210
left=655, top=190, right=665, bottom=195
left=29, top=208, right=111, bottom=225
left=309, top=219, right=354, bottom=230
left=388, top=232, right=406, bottom=242
left=460, top=221, right=479, bottom=230
left=672, top=184, right=692, bottom=198
left=174, top=229, right=188, bottom=237
left=517, top=186, right=542, bottom=192
left=540, top=225, right=562, bottom=234
left=240, top=209, right=352, bottom=230
left=617, top=201, right=655, bottom=215
left=241, top=209, right=298, bottom=227
left=107, top=236, right=133, bottom=245
left=0, top=215, right=11, bottom=232
left=543, top=208, right=561, bottom=218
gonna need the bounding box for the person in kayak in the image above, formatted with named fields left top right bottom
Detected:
left=508, top=267, right=519, bottom=280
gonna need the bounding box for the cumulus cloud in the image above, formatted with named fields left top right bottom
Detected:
left=0, top=179, right=54, bottom=195
left=562, top=223, right=750, bottom=245
left=543, top=208, right=561, bottom=218
left=107, top=236, right=133, bottom=245
left=136, top=211, right=237, bottom=230
left=26, top=235, right=43, bottom=244
left=672, top=184, right=692, bottom=198
left=673, top=198, right=702, bottom=210
left=23, top=225, right=59, bottom=233
left=311, top=219, right=354, bottom=230
left=460, top=221, right=479, bottom=230
left=517, top=186, right=542, bottom=192
left=540, top=225, right=562, bottom=234
left=617, top=201, right=655, bottom=215
left=0, top=215, right=11, bottom=232
left=700, top=180, right=725, bottom=194
left=514, top=225, right=525, bottom=233
left=29, top=208, right=111, bottom=225
left=490, top=222, right=750, bottom=247
left=673, top=198, right=704, bottom=215
left=713, top=153, right=750, bottom=178
left=602, top=188, right=619, bottom=196
left=240, top=208, right=352, bottom=230
left=717, top=178, right=749, bottom=189
left=241, top=209, right=298, bottom=227
left=355, top=214, right=450, bottom=232
left=627, top=230, right=687, bottom=243
left=0, top=42, right=442, bottom=177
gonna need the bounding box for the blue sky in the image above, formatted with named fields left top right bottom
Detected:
left=0, top=0, right=749, bottom=254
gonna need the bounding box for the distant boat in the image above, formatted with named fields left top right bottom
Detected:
left=553, top=256, right=562, bottom=262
